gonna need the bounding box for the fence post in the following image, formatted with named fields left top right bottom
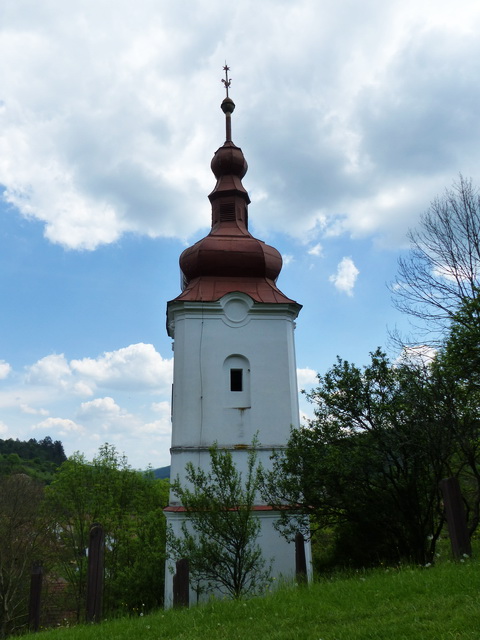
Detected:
left=295, top=532, right=307, bottom=584
left=439, top=477, right=472, bottom=560
left=173, top=559, right=189, bottom=607
left=28, top=562, right=43, bottom=632
left=86, top=523, right=104, bottom=623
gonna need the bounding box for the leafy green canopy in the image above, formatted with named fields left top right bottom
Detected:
left=44, top=443, right=169, bottom=620
left=0, top=436, right=67, bottom=483
left=0, top=474, right=51, bottom=638
left=434, top=295, right=480, bottom=535
left=263, top=350, right=466, bottom=567
left=168, top=444, right=271, bottom=600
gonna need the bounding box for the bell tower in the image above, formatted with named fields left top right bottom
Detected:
left=164, top=67, right=310, bottom=606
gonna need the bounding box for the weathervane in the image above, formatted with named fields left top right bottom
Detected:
left=220, top=63, right=235, bottom=142
left=221, top=63, right=231, bottom=97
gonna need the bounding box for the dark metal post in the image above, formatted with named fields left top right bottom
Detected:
left=28, top=562, right=43, bottom=632
left=86, top=523, right=104, bottom=623
left=295, top=532, right=307, bottom=583
left=439, top=477, right=472, bottom=560
left=173, top=559, right=189, bottom=607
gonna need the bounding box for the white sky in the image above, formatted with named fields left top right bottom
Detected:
left=1, top=0, right=479, bottom=468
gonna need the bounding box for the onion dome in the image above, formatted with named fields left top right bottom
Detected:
left=173, top=67, right=297, bottom=306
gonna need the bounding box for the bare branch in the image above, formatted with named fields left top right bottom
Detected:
left=390, top=176, right=480, bottom=346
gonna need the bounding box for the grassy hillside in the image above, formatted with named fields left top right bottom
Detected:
left=36, top=556, right=479, bottom=640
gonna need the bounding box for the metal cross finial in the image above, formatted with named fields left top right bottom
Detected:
left=222, top=63, right=231, bottom=97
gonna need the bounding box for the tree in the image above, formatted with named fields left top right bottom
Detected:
left=0, top=438, right=66, bottom=483
left=440, top=294, right=480, bottom=387
left=434, top=296, right=480, bottom=535
left=263, top=350, right=457, bottom=567
left=0, top=475, right=52, bottom=638
left=167, top=443, right=271, bottom=599
left=389, top=175, right=480, bottom=540
left=391, top=176, right=480, bottom=345
left=44, top=444, right=169, bottom=619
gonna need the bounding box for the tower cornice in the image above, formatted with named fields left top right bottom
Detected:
left=167, top=292, right=301, bottom=338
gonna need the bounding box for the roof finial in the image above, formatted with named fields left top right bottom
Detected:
left=221, top=62, right=231, bottom=98
left=220, top=63, right=235, bottom=142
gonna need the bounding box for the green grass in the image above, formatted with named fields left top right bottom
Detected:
left=38, top=558, right=479, bottom=640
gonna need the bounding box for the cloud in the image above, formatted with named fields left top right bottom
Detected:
left=299, top=409, right=312, bottom=426
left=0, top=343, right=174, bottom=467
left=71, top=343, right=173, bottom=392
left=22, top=344, right=172, bottom=396
left=143, top=401, right=171, bottom=435
left=77, top=396, right=139, bottom=437
left=77, top=395, right=171, bottom=449
left=152, top=400, right=171, bottom=414
left=297, top=367, right=318, bottom=391
left=20, top=403, right=49, bottom=416
left=1, top=1, right=480, bottom=251
left=307, top=243, right=323, bottom=257
left=0, top=2, right=225, bottom=250
left=33, top=417, right=85, bottom=434
left=329, top=257, right=359, bottom=296
left=138, top=419, right=171, bottom=436
left=0, top=361, right=11, bottom=380
left=78, top=394, right=169, bottom=437
left=0, top=421, right=8, bottom=435
left=78, top=396, right=125, bottom=419
left=432, top=263, right=470, bottom=283
left=396, top=345, right=437, bottom=367
left=72, top=381, right=95, bottom=397
left=25, top=354, right=71, bottom=387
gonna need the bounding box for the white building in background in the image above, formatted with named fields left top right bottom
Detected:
left=164, top=79, right=311, bottom=607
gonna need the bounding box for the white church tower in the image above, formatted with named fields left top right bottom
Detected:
left=164, top=69, right=310, bottom=606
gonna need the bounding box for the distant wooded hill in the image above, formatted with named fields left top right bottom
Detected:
left=0, top=436, right=67, bottom=464
left=0, top=436, right=67, bottom=483
left=153, top=465, right=170, bottom=479
left=0, top=436, right=170, bottom=482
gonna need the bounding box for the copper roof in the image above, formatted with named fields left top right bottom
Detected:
left=170, top=74, right=298, bottom=307
left=175, top=276, right=296, bottom=304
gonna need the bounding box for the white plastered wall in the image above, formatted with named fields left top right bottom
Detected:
left=164, top=292, right=311, bottom=606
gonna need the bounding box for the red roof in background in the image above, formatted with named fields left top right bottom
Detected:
left=164, top=504, right=280, bottom=513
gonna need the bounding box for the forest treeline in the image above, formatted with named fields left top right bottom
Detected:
left=0, top=436, right=67, bottom=483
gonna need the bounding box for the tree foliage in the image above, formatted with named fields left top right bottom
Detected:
left=434, top=296, right=480, bottom=534
left=0, top=437, right=66, bottom=483
left=263, top=350, right=462, bottom=567
left=44, top=444, right=169, bottom=619
left=167, top=444, right=271, bottom=599
left=0, top=475, right=52, bottom=638
left=0, top=437, right=66, bottom=467
left=391, top=176, right=480, bottom=345
left=440, top=294, right=480, bottom=387
left=261, top=178, right=480, bottom=570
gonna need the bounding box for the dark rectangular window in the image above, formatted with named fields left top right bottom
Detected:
left=230, top=369, right=243, bottom=392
